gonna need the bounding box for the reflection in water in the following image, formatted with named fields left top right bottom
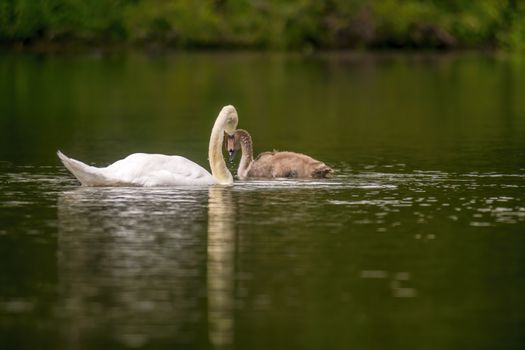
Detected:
left=57, top=187, right=225, bottom=347
left=207, top=186, right=235, bottom=348
left=11, top=164, right=525, bottom=350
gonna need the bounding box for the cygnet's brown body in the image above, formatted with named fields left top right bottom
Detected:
left=228, top=129, right=332, bottom=179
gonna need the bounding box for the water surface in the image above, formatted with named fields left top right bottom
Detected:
left=1, top=52, right=524, bottom=350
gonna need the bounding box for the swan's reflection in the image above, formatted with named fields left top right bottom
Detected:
left=207, top=186, right=235, bottom=347
left=57, top=186, right=236, bottom=348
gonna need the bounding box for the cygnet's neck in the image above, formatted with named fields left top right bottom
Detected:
left=235, top=129, right=254, bottom=179
left=209, top=114, right=233, bottom=185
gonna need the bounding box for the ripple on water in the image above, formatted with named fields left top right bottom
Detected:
left=235, top=179, right=397, bottom=190
left=323, top=169, right=525, bottom=228
left=1, top=166, right=524, bottom=231
left=329, top=199, right=410, bottom=206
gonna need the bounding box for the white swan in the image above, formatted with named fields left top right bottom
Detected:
left=58, top=105, right=238, bottom=186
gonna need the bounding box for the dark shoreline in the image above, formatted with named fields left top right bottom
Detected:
left=0, top=39, right=503, bottom=56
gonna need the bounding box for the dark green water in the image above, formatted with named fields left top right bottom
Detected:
left=1, top=52, right=524, bottom=350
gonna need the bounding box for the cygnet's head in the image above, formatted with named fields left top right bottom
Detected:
left=225, top=131, right=241, bottom=162
left=220, top=105, right=238, bottom=135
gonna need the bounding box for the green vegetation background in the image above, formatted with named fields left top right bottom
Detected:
left=1, top=0, right=524, bottom=50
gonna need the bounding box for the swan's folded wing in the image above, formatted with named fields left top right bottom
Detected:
left=105, top=153, right=215, bottom=186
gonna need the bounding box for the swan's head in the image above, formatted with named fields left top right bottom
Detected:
left=219, top=105, right=238, bottom=136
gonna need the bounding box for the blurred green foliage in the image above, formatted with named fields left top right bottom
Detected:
left=1, top=0, right=524, bottom=50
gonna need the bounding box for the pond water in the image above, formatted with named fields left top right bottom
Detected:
left=1, top=52, right=524, bottom=350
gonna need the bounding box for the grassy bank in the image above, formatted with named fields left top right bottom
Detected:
left=1, top=0, right=525, bottom=51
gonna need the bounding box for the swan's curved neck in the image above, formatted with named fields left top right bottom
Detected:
left=236, top=129, right=254, bottom=179
left=209, top=116, right=233, bottom=185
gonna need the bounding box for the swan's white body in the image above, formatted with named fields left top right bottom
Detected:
left=58, top=152, right=215, bottom=186
left=58, top=105, right=238, bottom=187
